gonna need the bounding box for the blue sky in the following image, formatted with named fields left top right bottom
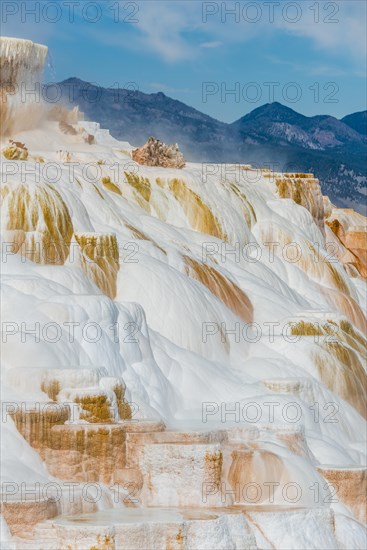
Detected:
left=2, top=0, right=366, bottom=122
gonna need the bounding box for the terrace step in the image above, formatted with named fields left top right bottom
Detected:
left=37, top=507, right=258, bottom=550
left=0, top=497, right=58, bottom=538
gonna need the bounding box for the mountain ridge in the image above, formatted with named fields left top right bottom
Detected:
left=341, top=110, right=367, bottom=136
left=46, top=79, right=367, bottom=213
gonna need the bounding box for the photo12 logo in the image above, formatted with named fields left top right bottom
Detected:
left=201, top=400, right=340, bottom=424
left=1, top=480, right=141, bottom=505
left=1, top=1, right=140, bottom=24
left=202, top=80, right=339, bottom=105
left=202, top=479, right=339, bottom=505
left=201, top=2, right=340, bottom=24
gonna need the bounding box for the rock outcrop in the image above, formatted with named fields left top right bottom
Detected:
left=132, top=137, right=185, bottom=168
left=1, top=139, right=28, bottom=160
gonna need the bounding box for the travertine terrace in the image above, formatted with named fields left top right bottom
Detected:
left=1, top=38, right=366, bottom=549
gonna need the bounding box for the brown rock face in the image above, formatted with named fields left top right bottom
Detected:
left=1, top=498, right=58, bottom=537
left=10, top=403, right=70, bottom=451
left=317, top=466, right=367, bottom=523
left=325, top=209, right=367, bottom=279
left=345, top=230, right=367, bottom=269
left=47, top=424, right=126, bottom=484
left=132, top=137, right=185, bottom=168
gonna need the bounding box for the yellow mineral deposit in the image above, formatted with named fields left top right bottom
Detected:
left=74, top=233, right=120, bottom=299
left=313, top=342, right=366, bottom=417
left=168, top=178, right=227, bottom=240
left=259, top=223, right=351, bottom=294
left=2, top=139, right=29, bottom=160
left=113, top=382, right=132, bottom=420
left=124, top=172, right=151, bottom=211
left=289, top=320, right=366, bottom=416
left=47, top=425, right=126, bottom=483
left=228, top=182, right=257, bottom=228
left=101, top=176, right=122, bottom=195
left=204, top=449, right=223, bottom=487
left=124, top=220, right=166, bottom=254
left=339, top=319, right=367, bottom=356
left=75, top=394, right=113, bottom=424
left=320, top=287, right=366, bottom=335
left=276, top=174, right=325, bottom=233
left=0, top=182, right=73, bottom=264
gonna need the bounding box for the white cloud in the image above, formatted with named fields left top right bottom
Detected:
left=274, top=1, right=366, bottom=64
left=267, top=55, right=349, bottom=78
left=131, top=0, right=366, bottom=66
left=126, top=1, right=198, bottom=62
left=4, top=0, right=366, bottom=70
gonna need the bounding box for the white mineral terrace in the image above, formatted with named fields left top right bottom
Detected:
left=0, top=37, right=366, bottom=549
